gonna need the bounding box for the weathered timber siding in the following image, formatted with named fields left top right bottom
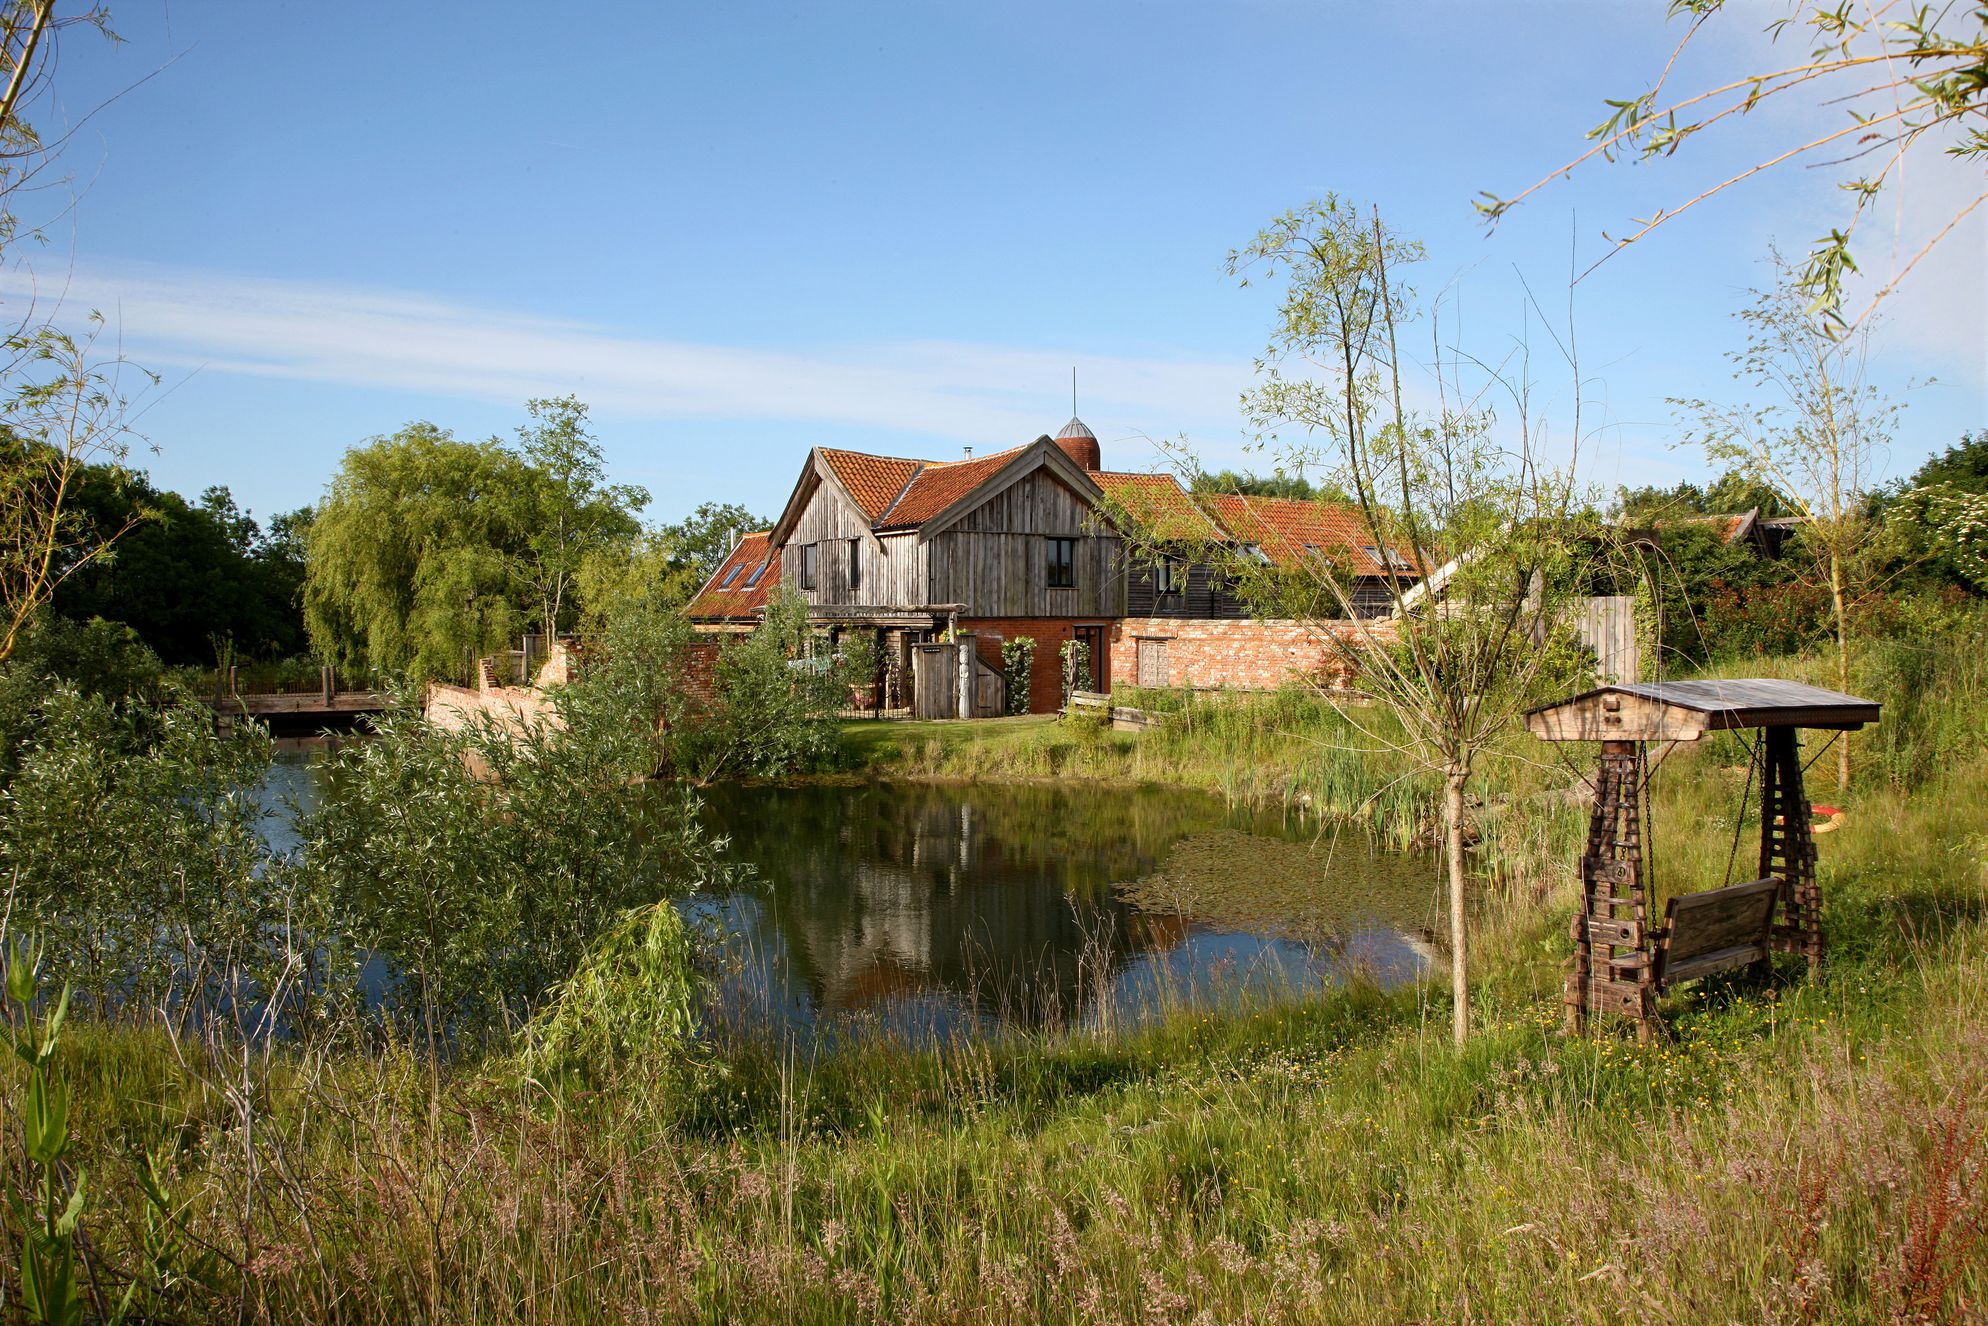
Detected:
left=924, top=471, right=1124, bottom=618
left=780, top=484, right=928, bottom=608
left=1125, top=559, right=1249, bottom=618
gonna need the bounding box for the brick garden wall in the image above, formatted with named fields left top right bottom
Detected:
left=1108, top=617, right=1396, bottom=693
left=958, top=618, right=1107, bottom=715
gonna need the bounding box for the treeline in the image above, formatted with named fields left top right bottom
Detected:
left=301, top=397, right=758, bottom=681
left=1614, top=430, right=1987, bottom=667
left=23, top=395, right=763, bottom=684
left=45, top=469, right=310, bottom=665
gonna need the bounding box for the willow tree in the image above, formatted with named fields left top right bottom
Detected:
left=303, top=422, right=536, bottom=679
left=1163, top=197, right=1596, bottom=1046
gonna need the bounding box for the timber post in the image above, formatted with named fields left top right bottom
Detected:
left=1759, top=725, right=1823, bottom=969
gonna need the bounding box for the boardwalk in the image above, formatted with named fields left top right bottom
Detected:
left=206, top=665, right=386, bottom=733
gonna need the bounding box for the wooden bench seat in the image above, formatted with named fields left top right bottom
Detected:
left=1652, top=877, right=1780, bottom=990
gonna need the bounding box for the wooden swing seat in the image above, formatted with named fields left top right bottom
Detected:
left=1603, top=877, right=1780, bottom=991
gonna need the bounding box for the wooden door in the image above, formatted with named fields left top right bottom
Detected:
left=1136, top=638, right=1168, bottom=688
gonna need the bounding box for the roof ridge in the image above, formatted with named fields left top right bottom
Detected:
left=871, top=462, right=929, bottom=527
left=817, top=444, right=931, bottom=466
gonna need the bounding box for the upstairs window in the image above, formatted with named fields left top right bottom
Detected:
left=1364, top=544, right=1415, bottom=573
left=1154, top=554, right=1180, bottom=596
left=719, top=561, right=745, bottom=588
left=1047, top=537, right=1076, bottom=588
left=744, top=557, right=769, bottom=588
left=849, top=538, right=862, bottom=593
left=799, top=542, right=818, bottom=590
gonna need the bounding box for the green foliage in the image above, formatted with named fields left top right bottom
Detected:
left=0, top=685, right=291, bottom=1017
left=1000, top=635, right=1035, bottom=714
left=1623, top=520, right=1799, bottom=668
left=301, top=700, right=724, bottom=1049
left=303, top=405, right=650, bottom=680
left=511, top=396, right=647, bottom=639
left=521, top=900, right=701, bottom=1092
left=1189, top=469, right=1346, bottom=501
left=657, top=502, right=766, bottom=585
left=2, top=938, right=90, bottom=1326
left=653, top=593, right=850, bottom=782
left=303, top=421, right=532, bottom=678
left=48, top=468, right=308, bottom=663
left=1615, top=469, right=1788, bottom=522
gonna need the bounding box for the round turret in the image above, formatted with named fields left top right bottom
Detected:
left=1053, top=416, right=1100, bottom=472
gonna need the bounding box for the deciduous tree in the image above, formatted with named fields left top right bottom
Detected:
left=1673, top=256, right=1900, bottom=788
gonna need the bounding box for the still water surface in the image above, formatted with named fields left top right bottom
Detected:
left=261, top=752, right=1443, bottom=1045
left=694, top=781, right=1442, bottom=1044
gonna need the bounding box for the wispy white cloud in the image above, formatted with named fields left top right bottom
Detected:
left=0, top=261, right=1259, bottom=449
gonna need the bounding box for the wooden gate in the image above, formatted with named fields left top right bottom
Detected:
left=1574, top=596, right=1639, bottom=683
left=911, top=644, right=956, bottom=719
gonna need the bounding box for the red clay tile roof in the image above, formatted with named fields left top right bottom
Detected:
left=818, top=449, right=923, bottom=522
left=873, top=444, right=1032, bottom=530
left=1200, top=494, right=1419, bottom=578
left=1093, top=471, right=1225, bottom=542
left=684, top=530, right=774, bottom=620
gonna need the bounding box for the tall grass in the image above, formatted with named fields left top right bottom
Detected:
left=4, top=623, right=1985, bottom=1322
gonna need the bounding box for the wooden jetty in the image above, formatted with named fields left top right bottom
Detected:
left=207, top=665, right=386, bottom=733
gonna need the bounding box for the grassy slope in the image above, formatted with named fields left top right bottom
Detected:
left=17, top=647, right=1988, bottom=1324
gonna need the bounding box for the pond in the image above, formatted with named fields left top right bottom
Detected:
left=257, top=753, right=1444, bottom=1046
left=693, top=780, right=1443, bottom=1045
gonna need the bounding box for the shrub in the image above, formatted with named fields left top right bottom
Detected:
left=520, top=899, right=701, bottom=1092
left=1001, top=635, right=1036, bottom=715
left=0, top=683, right=290, bottom=1018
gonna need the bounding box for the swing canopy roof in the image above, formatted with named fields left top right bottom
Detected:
left=1526, top=679, right=1880, bottom=743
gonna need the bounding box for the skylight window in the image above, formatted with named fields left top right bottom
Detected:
left=1364, top=545, right=1414, bottom=572
left=743, top=558, right=769, bottom=588
left=719, top=562, right=745, bottom=588
left=1239, top=543, right=1271, bottom=565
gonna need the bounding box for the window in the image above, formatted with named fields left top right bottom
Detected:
left=719, top=561, right=744, bottom=588
left=848, top=538, right=861, bottom=593
left=1364, top=544, right=1415, bottom=573
left=799, top=543, right=818, bottom=590
left=1046, top=537, right=1076, bottom=589
left=744, top=557, right=769, bottom=588
left=1238, top=543, right=1271, bottom=565
left=1154, top=554, right=1179, bottom=596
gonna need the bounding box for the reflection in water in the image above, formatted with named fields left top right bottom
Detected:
left=697, top=781, right=1442, bottom=1045
left=253, top=754, right=1443, bottom=1047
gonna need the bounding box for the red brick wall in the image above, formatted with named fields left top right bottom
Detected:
left=958, top=618, right=1110, bottom=714
left=1108, top=617, right=1396, bottom=693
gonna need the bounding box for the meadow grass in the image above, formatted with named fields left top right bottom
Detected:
left=7, top=636, right=1987, bottom=1323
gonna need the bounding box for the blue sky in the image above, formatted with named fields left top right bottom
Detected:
left=22, top=1, right=1986, bottom=526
